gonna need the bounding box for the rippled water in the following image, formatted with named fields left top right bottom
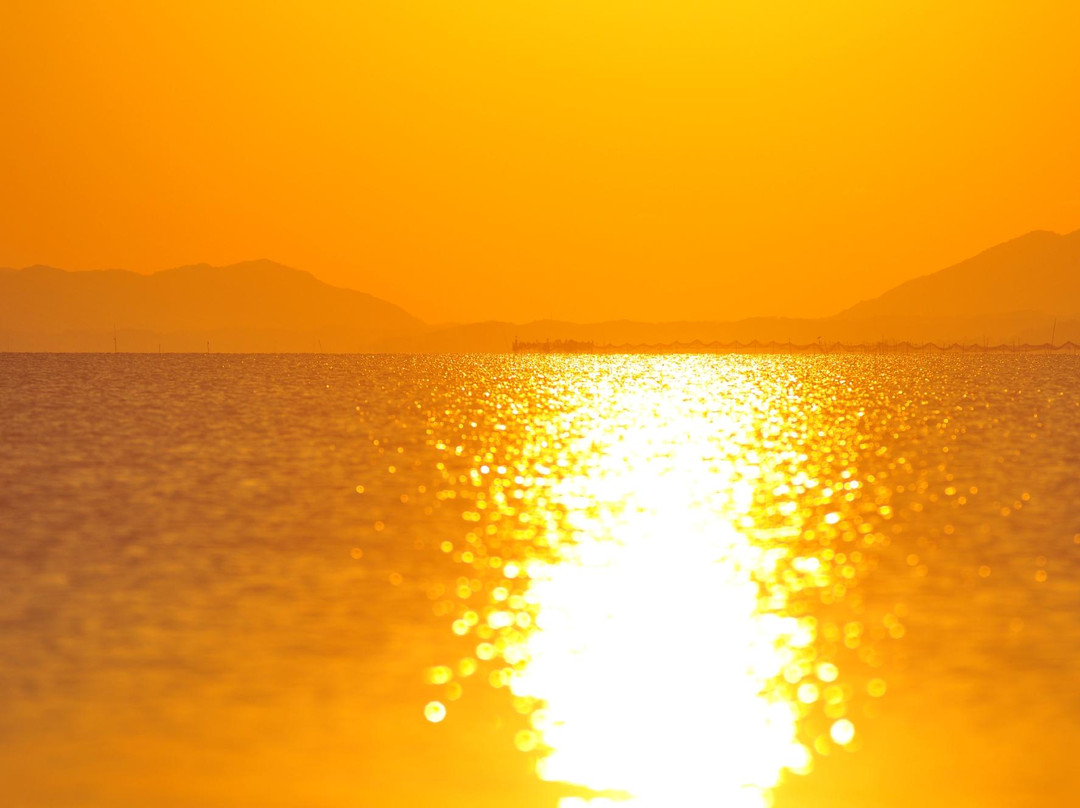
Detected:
left=2, top=354, right=1079, bottom=807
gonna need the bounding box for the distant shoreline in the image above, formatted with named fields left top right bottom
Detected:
left=512, top=339, right=1080, bottom=355
left=3, top=344, right=1078, bottom=356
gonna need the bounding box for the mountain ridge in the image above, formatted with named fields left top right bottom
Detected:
left=837, top=229, right=1080, bottom=320
left=0, top=260, right=425, bottom=352
left=3, top=229, right=1079, bottom=351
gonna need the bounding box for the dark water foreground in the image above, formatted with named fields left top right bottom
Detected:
left=1, top=354, right=1078, bottom=808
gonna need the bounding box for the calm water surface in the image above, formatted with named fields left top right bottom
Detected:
left=1, top=354, right=1079, bottom=807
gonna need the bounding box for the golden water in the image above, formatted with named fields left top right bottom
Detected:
left=1, top=354, right=1078, bottom=807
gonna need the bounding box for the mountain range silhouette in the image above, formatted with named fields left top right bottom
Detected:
left=840, top=229, right=1080, bottom=320
left=2, top=230, right=1078, bottom=351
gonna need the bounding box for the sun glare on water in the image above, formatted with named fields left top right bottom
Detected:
left=515, top=432, right=809, bottom=807
left=422, top=357, right=887, bottom=806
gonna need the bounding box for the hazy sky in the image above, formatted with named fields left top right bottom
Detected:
left=2, top=1, right=1078, bottom=324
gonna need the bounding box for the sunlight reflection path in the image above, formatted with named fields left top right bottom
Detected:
left=419, top=357, right=890, bottom=806
left=514, top=389, right=808, bottom=807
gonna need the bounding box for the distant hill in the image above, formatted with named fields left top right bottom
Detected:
left=4, top=230, right=1079, bottom=352
left=379, top=229, right=1080, bottom=351
left=0, top=261, right=425, bottom=352
left=838, top=229, right=1080, bottom=320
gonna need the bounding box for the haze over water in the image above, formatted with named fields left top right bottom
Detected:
left=2, top=353, right=1079, bottom=807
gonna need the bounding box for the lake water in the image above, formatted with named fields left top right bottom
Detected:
left=2, top=353, right=1079, bottom=808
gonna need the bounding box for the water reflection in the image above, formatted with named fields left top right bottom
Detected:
left=422, top=357, right=898, bottom=806
left=4, top=354, right=1078, bottom=806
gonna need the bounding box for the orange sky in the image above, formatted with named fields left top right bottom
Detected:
left=2, top=1, right=1078, bottom=324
